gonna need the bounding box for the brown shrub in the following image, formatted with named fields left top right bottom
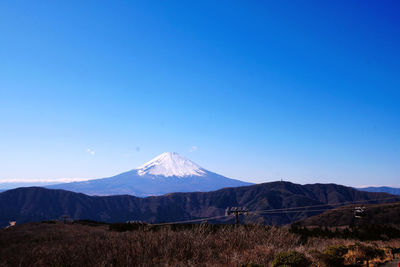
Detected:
left=0, top=222, right=399, bottom=267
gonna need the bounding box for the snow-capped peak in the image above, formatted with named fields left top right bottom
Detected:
left=137, top=152, right=206, bottom=177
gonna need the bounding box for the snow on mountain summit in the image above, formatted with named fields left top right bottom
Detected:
left=136, top=152, right=206, bottom=177
left=48, top=151, right=253, bottom=196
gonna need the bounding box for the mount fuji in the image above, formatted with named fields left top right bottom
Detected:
left=47, top=152, right=252, bottom=197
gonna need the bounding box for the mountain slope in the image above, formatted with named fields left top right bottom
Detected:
left=295, top=201, right=400, bottom=227
left=1, top=182, right=398, bottom=227
left=48, top=152, right=252, bottom=196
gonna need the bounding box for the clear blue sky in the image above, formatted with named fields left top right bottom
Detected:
left=1, top=1, right=399, bottom=186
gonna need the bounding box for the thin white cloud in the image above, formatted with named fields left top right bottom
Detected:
left=0, top=178, right=93, bottom=183
left=189, top=146, right=198, bottom=153
left=86, top=148, right=95, bottom=155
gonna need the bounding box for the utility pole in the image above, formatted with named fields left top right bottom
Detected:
left=225, top=207, right=248, bottom=225
left=60, top=215, right=70, bottom=224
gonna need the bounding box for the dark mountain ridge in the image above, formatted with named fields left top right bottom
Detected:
left=294, top=201, right=400, bottom=227
left=1, top=181, right=398, bottom=228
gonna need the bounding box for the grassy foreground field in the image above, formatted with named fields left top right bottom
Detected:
left=1, top=222, right=400, bottom=267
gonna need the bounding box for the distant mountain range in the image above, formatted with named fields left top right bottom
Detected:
left=2, top=153, right=399, bottom=199
left=357, top=186, right=400, bottom=196
left=0, top=182, right=56, bottom=190
left=1, top=182, right=398, bottom=228
left=47, top=152, right=252, bottom=197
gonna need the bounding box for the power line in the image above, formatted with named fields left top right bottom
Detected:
left=246, top=195, right=400, bottom=215
left=249, top=207, right=358, bottom=215
left=152, top=207, right=354, bottom=226
left=148, top=196, right=400, bottom=226
left=151, top=215, right=229, bottom=226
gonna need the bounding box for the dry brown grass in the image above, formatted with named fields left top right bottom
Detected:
left=0, top=222, right=399, bottom=267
